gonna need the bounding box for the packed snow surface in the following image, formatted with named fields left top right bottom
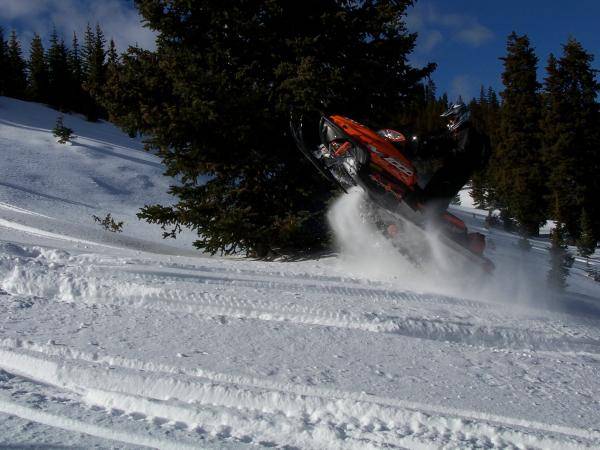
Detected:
left=0, top=96, right=599, bottom=449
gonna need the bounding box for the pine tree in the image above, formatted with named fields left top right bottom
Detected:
left=0, top=27, right=7, bottom=95
left=107, top=39, right=117, bottom=67
left=47, top=28, right=71, bottom=110
left=541, top=39, right=600, bottom=241
left=67, top=32, right=84, bottom=112
left=469, top=175, right=487, bottom=209
left=406, top=79, right=447, bottom=138
left=547, top=222, right=573, bottom=291
left=107, top=1, right=434, bottom=256
left=493, top=33, right=546, bottom=236
left=488, top=87, right=499, bottom=107
left=53, top=115, right=73, bottom=144
left=82, top=23, right=107, bottom=120
left=479, top=85, right=487, bottom=105
left=5, top=30, right=27, bottom=99
left=576, top=208, right=597, bottom=260
left=99, top=39, right=125, bottom=125
left=27, top=33, right=49, bottom=103
left=469, top=86, right=501, bottom=213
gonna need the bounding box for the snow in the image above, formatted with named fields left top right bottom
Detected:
left=1, top=96, right=600, bottom=449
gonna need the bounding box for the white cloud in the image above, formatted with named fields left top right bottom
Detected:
left=407, top=2, right=494, bottom=53
left=456, top=24, right=494, bottom=47
left=421, top=30, right=444, bottom=52
left=0, top=0, right=156, bottom=52
left=0, top=0, right=47, bottom=20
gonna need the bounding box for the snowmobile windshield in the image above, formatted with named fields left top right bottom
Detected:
left=319, top=116, right=349, bottom=145
left=317, top=116, right=366, bottom=189
left=319, top=117, right=365, bottom=159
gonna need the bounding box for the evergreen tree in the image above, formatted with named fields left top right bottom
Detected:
left=478, top=85, right=487, bottom=105
left=406, top=80, right=447, bottom=138
left=0, top=27, right=7, bottom=95
left=47, top=28, right=71, bottom=110
left=53, top=115, right=73, bottom=144
left=576, top=208, right=597, bottom=259
left=469, top=176, right=487, bottom=209
left=107, top=39, right=117, bottom=67
left=469, top=86, right=500, bottom=213
left=547, top=222, right=573, bottom=291
left=67, top=32, right=84, bottom=112
left=82, top=23, right=107, bottom=120
left=488, top=86, right=499, bottom=108
left=541, top=39, right=600, bottom=241
left=493, top=33, right=546, bottom=236
left=5, top=30, right=27, bottom=98
left=106, top=1, right=434, bottom=256
left=27, top=33, right=49, bottom=103
left=100, top=39, right=125, bottom=125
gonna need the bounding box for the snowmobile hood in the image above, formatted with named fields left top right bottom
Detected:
left=327, top=115, right=417, bottom=188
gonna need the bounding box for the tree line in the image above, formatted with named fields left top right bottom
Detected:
left=0, top=24, right=117, bottom=122
left=481, top=34, right=598, bottom=261
left=412, top=33, right=599, bottom=263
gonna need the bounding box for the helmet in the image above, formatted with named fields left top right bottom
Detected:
left=441, top=102, right=470, bottom=132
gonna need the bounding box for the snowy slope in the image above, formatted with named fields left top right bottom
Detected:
left=1, top=96, right=600, bottom=449
left=0, top=96, right=198, bottom=254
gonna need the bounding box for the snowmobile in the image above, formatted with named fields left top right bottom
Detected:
left=290, top=113, right=494, bottom=273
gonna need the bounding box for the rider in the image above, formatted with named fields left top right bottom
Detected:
left=418, top=102, right=490, bottom=213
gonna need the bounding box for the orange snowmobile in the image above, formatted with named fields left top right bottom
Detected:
left=291, top=112, right=494, bottom=273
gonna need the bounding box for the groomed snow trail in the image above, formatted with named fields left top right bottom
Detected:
left=1, top=97, right=600, bottom=448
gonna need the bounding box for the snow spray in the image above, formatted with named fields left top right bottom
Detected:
left=327, top=188, right=550, bottom=307
left=327, top=188, right=464, bottom=295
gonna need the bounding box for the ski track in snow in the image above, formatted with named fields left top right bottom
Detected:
left=1, top=245, right=600, bottom=448
left=1, top=97, right=600, bottom=448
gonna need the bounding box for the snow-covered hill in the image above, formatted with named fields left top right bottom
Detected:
left=0, top=96, right=599, bottom=449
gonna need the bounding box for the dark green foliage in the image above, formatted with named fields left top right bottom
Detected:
left=467, top=87, right=500, bottom=214
left=5, top=30, right=27, bottom=99
left=97, top=46, right=159, bottom=136
left=82, top=24, right=107, bottom=121
left=469, top=178, right=486, bottom=209
left=104, top=0, right=433, bottom=257
left=493, top=33, right=547, bottom=236
left=100, top=39, right=124, bottom=125
left=0, top=27, right=6, bottom=95
left=53, top=116, right=73, bottom=144
left=67, top=32, right=85, bottom=111
left=27, top=33, right=49, bottom=103
left=547, top=222, right=574, bottom=291
left=541, top=39, right=600, bottom=241
left=576, top=209, right=597, bottom=259
left=500, top=208, right=517, bottom=231
left=92, top=213, right=124, bottom=232
left=47, top=28, right=71, bottom=111
left=1, top=26, right=107, bottom=119
left=470, top=86, right=500, bottom=137
left=402, top=79, right=448, bottom=137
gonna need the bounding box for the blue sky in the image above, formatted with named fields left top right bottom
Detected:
left=407, top=0, right=600, bottom=101
left=0, top=0, right=155, bottom=53
left=1, top=1, right=599, bottom=102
